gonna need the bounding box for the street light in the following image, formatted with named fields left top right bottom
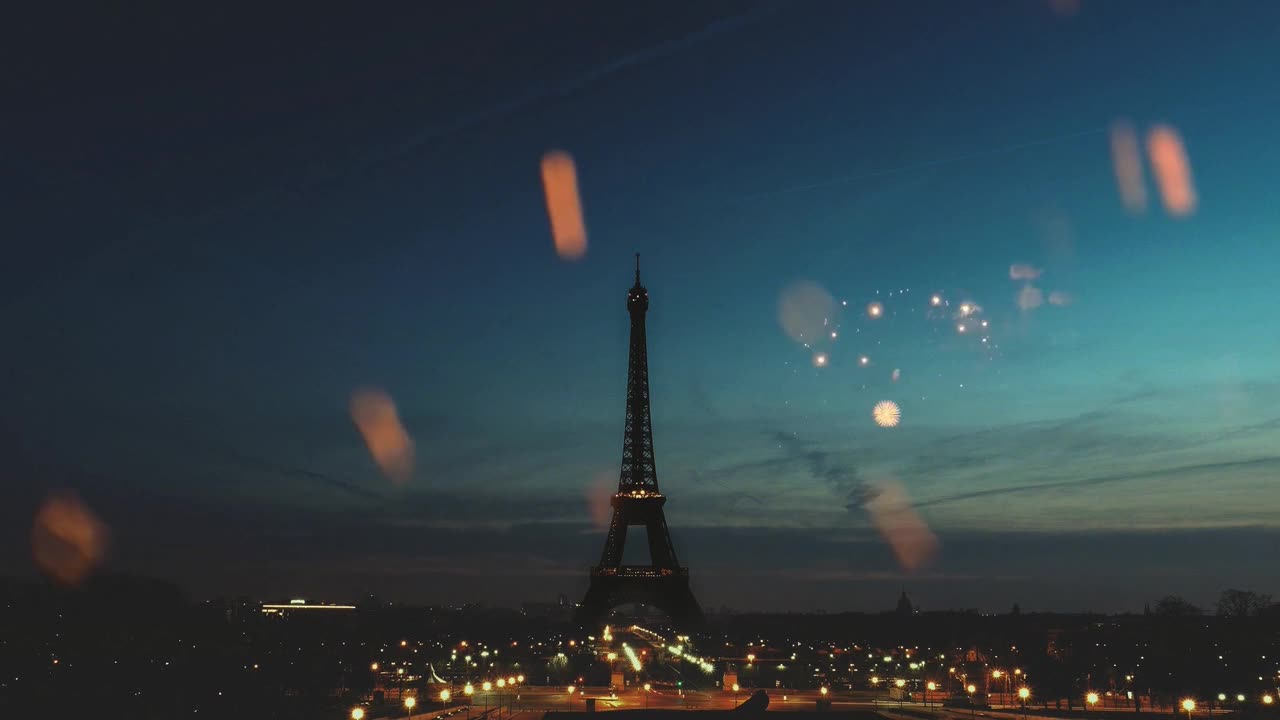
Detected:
left=1019, top=687, right=1031, bottom=720
left=747, top=654, right=756, bottom=665
left=928, top=681, right=937, bottom=710
left=896, top=679, right=907, bottom=709
left=441, top=689, right=451, bottom=708
left=967, top=684, right=977, bottom=720
left=733, top=683, right=740, bottom=706
left=1087, top=692, right=1099, bottom=711
left=371, top=663, right=379, bottom=672
left=1237, top=695, right=1246, bottom=703
left=404, top=696, right=417, bottom=720
left=352, top=708, right=366, bottom=720
left=1264, top=695, right=1274, bottom=706
left=464, top=684, right=475, bottom=720
left=1183, top=698, right=1196, bottom=720
left=644, top=683, right=651, bottom=708
left=821, top=687, right=829, bottom=697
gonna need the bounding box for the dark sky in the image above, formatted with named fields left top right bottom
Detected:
left=6, top=1, right=1280, bottom=612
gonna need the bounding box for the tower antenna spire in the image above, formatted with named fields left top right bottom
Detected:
left=635, top=252, right=641, bottom=285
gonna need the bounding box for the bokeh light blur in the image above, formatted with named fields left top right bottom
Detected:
left=32, top=493, right=109, bottom=586
left=350, top=388, right=415, bottom=485
left=1147, top=125, right=1197, bottom=217
left=541, top=150, right=588, bottom=259
left=778, top=281, right=835, bottom=344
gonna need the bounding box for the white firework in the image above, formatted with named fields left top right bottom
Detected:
left=873, top=400, right=902, bottom=428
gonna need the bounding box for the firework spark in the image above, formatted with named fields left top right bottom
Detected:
left=873, top=400, right=901, bottom=428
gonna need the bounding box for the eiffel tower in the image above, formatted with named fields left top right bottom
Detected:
left=577, top=255, right=703, bottom=629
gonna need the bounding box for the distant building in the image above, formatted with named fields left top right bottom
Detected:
left=896, top=590, right=914, bottom=616
left=261, top=598, right=356, bottom=615
left=521, top=594, right=572, bottom=621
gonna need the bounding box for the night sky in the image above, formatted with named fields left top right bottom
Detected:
left=6, top=1, right=1280, bottom=612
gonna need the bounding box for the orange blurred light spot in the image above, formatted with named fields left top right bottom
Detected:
left=350, top=389, right=415, bottom=485
left=867, top=302, right=883, bottom=319
left=1048, top=0, right=1080, bottom=17
left=1147, top=125, right=1197, bottom=217
left=32, top=492, right=109, bottom=586
left=586, top=471, right=616, bottom=531
left=541, top=151, right=588, bottom=260
left=1110, top=121, right=1147, bottom=214
left=865, top=481, right=938, bottom=572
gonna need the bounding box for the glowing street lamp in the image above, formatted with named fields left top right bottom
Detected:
left=567, top=686, right=576, bottom=711
left=747, top=654, right=756, bottom=665
left=733, top=683, right=740, bottom=706
left=927, top=681, right=937, bottom=709
left=1263, top=695, right=1274, bottom=706
left=1182, top=698, right=1196, bottom=720
left=1087, top=692, right=1099, bottom=711
left=821, top=687, right=829, bottom=697
left=352, top=708, right=366, bottom=720
left=1236, top=695, right=1245, bottom=703
left=371, top=663, right=379, bottom=672
left=644, top=683, right=652, bottom=708
left=404, top=696, right=417, bottom=719
left=441, top=689, right=451, bottom=707
left=967, top=684, right=978, bottom=720
left=1019, top=687, right=1031, bottom=720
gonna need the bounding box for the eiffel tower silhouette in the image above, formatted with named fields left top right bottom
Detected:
left=576, top=255, right=703, bottom=629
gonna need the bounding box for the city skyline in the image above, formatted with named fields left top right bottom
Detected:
left=6, top=2, right=1280, bottom=611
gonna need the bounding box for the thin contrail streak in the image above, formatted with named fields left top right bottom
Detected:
left=740, top=127, right=1105, bottom=200
left=913, top=455, right=1280, bottom=509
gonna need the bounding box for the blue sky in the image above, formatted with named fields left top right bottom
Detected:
left=5, top=1, right=1280, bottom=611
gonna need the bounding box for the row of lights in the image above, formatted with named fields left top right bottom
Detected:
left=353, top=677, right=530, bottom=720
